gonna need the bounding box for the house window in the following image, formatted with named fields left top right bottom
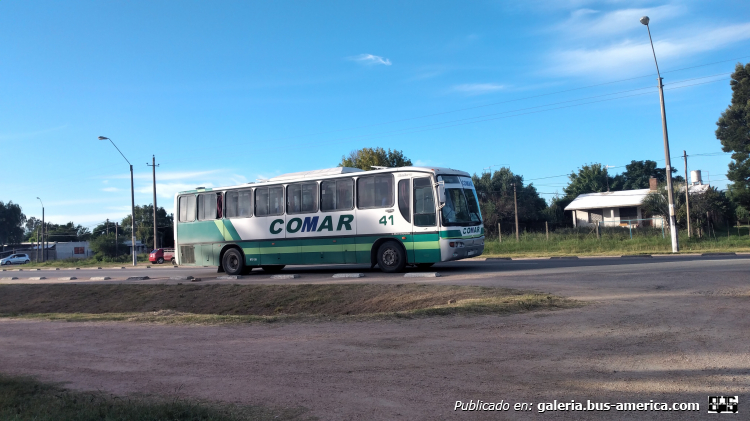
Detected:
left=74, top=247, right=84, bottom=254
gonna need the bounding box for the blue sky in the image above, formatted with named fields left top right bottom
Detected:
left=2, top=0, right=749, bottom=229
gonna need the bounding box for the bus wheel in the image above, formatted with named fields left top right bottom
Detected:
left=261, top=265, right=285, bottom=273
left=377, top=241, right=406, bottom=273
left=222, top=248, right=244, bottom=276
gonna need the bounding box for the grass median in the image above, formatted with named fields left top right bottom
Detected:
left=0, top=374, right=314, bottom=421
left=0, top=283, right=579, bottom=324
left=483, top=227, right=750, bottom=258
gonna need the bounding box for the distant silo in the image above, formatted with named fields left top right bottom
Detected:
left=691, top=170, right=702, bottom=185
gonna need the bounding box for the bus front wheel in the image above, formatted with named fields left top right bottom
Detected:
left=222, top=248, right=245, bottom=276
left=377, top=241, right=406, bottom=273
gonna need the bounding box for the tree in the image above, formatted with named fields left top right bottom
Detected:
left=339, top=147, right=412, bottom=170
left=563, top=164, right=614, bottom=198
left=472, top=167, right=547, bottom=236
left=120, top=205, right=174, bottom=249
left=716, top=62, right=750, bottom=210
left=0, top=201, right=26, bottom=248
left=641, top=183, right=685, bottom=230
left=90, top=234, right=125, bottom=258
left=611, top=160, right=683, bottom=191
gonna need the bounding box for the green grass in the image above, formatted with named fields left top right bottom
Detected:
left=0, top=374, right=314, bottom=421
left=483, top=227, right=750, bottom=258
left=11, top=253, right=154, bottom=269
left=0, top=284, right=580, bottom=324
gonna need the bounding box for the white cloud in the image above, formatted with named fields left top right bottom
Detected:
left=102, top=187, right=119, bottom=192
left=559, top=4, right=685, bottom=38
left=551, top=22, right=750, bottom=76
left=451, top=83, right=505, bottom=95
left=348, top=54, right=392, bottom=66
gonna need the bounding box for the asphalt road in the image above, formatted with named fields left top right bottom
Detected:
left=1, top=254, right=749, bottom=420
left=1, top=253, right=748, bottom=285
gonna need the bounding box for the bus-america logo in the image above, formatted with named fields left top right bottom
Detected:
left=270, top=215, right=354, bottom=234
left=462, top=226, right=482, bottom=235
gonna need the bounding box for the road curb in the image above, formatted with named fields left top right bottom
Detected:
left=126, top=276, right=150, bottom=281
left=217, top=275, right=243, bottom=280
left=621, top=254, right=653, bottom=258
left=333, top=273, right=365, bottom=278
left=404, top=272, right=441, bottom=278
left=271, top=274, right=300, bottom=279
left=701, top=252, right=737, bottom=256
left=549, top=256, right=579, bottom=259
left=90, top=277, right=111, bottom=280
left=58, top=277, right=77, bottom=280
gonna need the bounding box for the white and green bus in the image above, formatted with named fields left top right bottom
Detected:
left=173, top=166, right=484, bottom=274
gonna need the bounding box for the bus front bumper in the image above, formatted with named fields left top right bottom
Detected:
left=441, top=237, right=484, bottom=261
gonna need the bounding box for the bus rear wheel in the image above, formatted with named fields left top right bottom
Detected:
left=222, top=248, right=245, bottom=276
left=261, top=265, right=285, bottom=273
left=377, top=241, right=406, bottom=273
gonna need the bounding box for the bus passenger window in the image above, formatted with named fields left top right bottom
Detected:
left=269, top=186, right=284, bottom=216
left=178, top=195, right=196, bottom=222
left=398, top=179, right=410, bottom=222
left=321, top=179, right=353, bottom=212
left=255, top=188, right=269, bottom=216
left=413, top=178, right=436, bottom=226
left=198, top=193, right=218, bottom=220
left=226, top=189, right=252, bottom=218
left=357, top=175, right=394, bottom=209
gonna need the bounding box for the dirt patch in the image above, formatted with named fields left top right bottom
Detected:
left=0, top=284, right=577, bottom=322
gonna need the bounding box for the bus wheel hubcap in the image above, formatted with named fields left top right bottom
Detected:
left=228, top=256, right=238, bottom=270
left=383, top=249, right=397, bottom=266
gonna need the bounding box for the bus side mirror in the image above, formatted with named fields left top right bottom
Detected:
left=437, top=181, right=446, bottom=204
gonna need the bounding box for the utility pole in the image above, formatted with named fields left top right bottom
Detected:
left=513, top=183, right=519, bottom=242
left=683, top=151, right=690, bottom=237
left=106, top=218, right=109, bottom=235
left=641, top=16, right=679, bottom=252
left=147, top=155, right=159, bottom=250
left=115, top=222, right=119, bottom=257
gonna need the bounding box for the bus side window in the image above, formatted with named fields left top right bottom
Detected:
left=398, top=179, right=410, bottom=222
left=198, top=193, right=218, bottom=221
left=321, top=179, right=353, bottom=212
left=413, top=178, right=436, bottom=226
left=255, top=188, right=269, bottom=216
left=357, top=174, right=394, bottom=209
left=178, top=195, right=196, bottom=222
left=269, top=186, right=284, bottom=216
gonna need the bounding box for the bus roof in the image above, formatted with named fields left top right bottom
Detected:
left=177, top=166, right=471, bottom=194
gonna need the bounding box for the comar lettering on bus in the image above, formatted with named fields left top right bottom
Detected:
left=462, top=226, right=481, bottom=235
left=270, top=215, right=354, bottom=234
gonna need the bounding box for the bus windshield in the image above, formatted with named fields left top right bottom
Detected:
left=438, top=176, right=482, bottom=226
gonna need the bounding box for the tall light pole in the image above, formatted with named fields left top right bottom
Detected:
left=147, top=155, right=159, bottom=250
left=36, top=197, right=44, bottom=262
left=99, top=136, right=138, bottom=266
left=640, top=16, right=679, bottom=253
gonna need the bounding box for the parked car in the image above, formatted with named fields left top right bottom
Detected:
left=1, top=253, right=31, bottom=265
left=149, top=248, right=175, bottom=264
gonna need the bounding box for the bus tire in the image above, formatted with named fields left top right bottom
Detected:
left=222, top=248, right=245, bottom=276
left=261, top=265, right=285, bottom=273
left=377, top=241, right=406, bottom=273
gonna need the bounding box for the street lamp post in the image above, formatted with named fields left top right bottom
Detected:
left=36, top=197, right=44, bottom=262
left=99, top=136, right=138, bottom=266
left=640, top=16, right=679, bottom=253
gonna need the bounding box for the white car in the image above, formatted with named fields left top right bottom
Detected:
left=1, top=253, right=31, bottom=265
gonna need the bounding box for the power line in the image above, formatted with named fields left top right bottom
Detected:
left=260, top=56, right=750, bottom=144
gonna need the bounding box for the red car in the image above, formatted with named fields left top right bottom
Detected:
left=149, top=248, right=175, bottom=264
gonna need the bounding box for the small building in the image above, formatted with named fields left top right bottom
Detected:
left=564, top=176, right=710, bottom=228
left=565, top=189, right=651, bottom=228
left=55, top=241, right=91, bottom=259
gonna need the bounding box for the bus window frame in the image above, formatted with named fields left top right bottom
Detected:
left=320, top=178, right=355, bottom=213
left=356, top=173, right=395, bottom=210
left=225, top=188, right=253, bottom=219
left=178, top=194, right=196, bottom=223
left=286, top=181, right=319, bottom=215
